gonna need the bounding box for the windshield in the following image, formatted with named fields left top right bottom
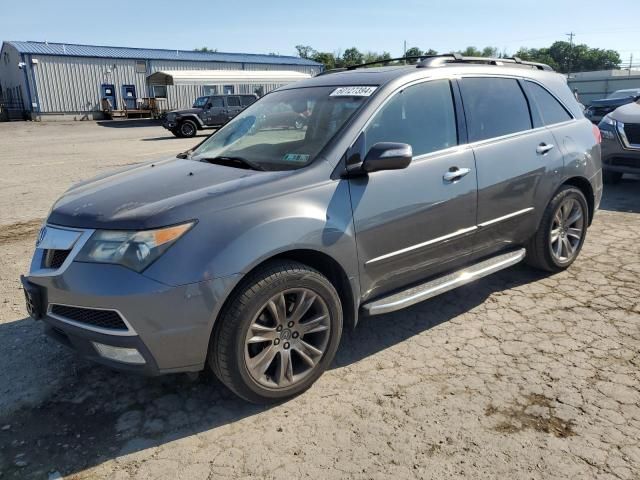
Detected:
left=193, top=96, right=208, bottom=108
left=191, top=86, right=373, bottom=171
left=607, top=90, right=640, bottom=99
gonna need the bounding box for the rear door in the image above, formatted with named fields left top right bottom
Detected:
left=349, top=79, right=478, bottom=301
left=226, top=95, right=243, bottom=120
left=459, top=76, right=564, bottom=256
left=208, top=96, right=227, bottom=125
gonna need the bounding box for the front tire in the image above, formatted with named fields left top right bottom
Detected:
left=209, top=260, right=343, bottom=403
left=526, top=185, right=589, bottom=272
left=178, top=119, right=198, bottom=138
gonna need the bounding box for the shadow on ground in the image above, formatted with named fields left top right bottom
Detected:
left=141, top=134, right=209, bottom=142
left=96, top=119, right=162, bottom=128
left=599, top=175, right=640, bottom=213
left=0, top=265, right=545, bottom=478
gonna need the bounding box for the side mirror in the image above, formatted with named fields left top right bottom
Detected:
left=176, top=150, right=191, bottom=159
left=361, top=142, right=412, bottom=173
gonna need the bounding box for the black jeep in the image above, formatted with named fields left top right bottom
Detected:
left=163, top=94, right=258, bottom=137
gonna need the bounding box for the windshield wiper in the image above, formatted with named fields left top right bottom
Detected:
left=198, top=156, right=265, bottom=171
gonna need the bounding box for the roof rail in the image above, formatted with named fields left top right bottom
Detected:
left=316, top=55, right=441, bottom=76
left=315, top=53, right=553, bottom=76
left=417, top=54, right=553, bottom=71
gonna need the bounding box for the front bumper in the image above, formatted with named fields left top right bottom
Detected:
left=601, top=134, right=640, bottom=175
left=162, top=119, right=177, bottom=130
left=23, top=225, right=240, bottom=374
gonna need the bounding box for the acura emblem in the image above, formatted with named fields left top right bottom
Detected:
left=36, top=226, right=47, bottom=247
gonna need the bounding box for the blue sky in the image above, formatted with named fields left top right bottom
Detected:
left=3, top=0, right=639, bottom=63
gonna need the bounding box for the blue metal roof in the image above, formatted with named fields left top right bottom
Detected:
left=4, top=41, right=321, bottom=67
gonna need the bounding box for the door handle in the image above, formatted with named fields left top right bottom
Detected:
left=443, top=167, right=471, bottom=182
left=536, top=143, right=555, bottom=155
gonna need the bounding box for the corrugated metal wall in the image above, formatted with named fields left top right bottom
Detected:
left=29, top=55, right=321, bottom=113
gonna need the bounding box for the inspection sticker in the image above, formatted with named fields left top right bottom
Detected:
left=283, top=153, right=311, bottom=164
left=330, top=86, right=377, bottom=97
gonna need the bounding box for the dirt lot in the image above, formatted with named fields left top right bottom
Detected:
left=0, top=120, right=639, bottom=480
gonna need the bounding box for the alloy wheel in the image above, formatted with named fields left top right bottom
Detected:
left=244, top=288, right=331, bottom=389
left=549, top=197, right=584, bottom=263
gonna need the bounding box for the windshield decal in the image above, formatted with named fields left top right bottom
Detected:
left=330, top=86, right=377, bottom=97
left=283, top=153, right=311, bottom=164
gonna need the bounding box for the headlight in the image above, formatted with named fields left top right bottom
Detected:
left=76, top=222, right=195, bottom=272
left=599, top=115, right=616, bottom=127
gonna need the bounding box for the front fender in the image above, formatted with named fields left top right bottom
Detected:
left=179, top=114, right=204, bottom=127
left=143, top=178, right=359, bottom=288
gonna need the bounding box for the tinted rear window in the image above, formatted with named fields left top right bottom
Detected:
left=227, top=96, right=241, bottom=107
left=460, top=77, right=532, bottom=142
left=525, top=81, right=572, bottom=126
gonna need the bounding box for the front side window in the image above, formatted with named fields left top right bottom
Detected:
left=193, top=96, right=208, bottom=108
left=460, top=77, right=532, bottom=142
left=364, top=80, right=457, bottom=157
left=525, top=81, right=572, bottom=126
left=211, top=97, right=224, bottom=108
left=191, top=86, right=372, bottom=171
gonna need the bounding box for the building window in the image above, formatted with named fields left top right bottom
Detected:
left=203, top=85, right=218, bottom=96
left=135, top=60, right=146, bottom=73
left=223, top=85, right=234, bottom=94
left=152, top=85, right=167, bottom=98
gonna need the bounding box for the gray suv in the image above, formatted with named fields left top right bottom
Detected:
left=22, top=55, right=602, bottom=403
left=598, top=100, right=640, bottom=183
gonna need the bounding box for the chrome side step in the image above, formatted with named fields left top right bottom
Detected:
left=362, top=248, right=526, bottom=316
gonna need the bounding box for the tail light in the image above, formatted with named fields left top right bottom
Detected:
left=592, top=124, right=601, bottom=144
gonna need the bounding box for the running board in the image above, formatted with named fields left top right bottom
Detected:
left=362, top=248, right=526, bottom=316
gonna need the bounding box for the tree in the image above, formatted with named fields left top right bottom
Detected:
left=459, top=46, right=482, bottom=57
left=342, top=47, right=364, bottom=66
left=405, top=46, right=423, bottom=58
left=423, top=48, right=438, bottom=56
left=481, top=47, right=499, bottom=58
left=295, top=45, right=316, bottom=59
left=312, top=51, right=338, bottom=70
left=515, top=41, right=621, bottom=73
left=194, top=47, right=216, bottom=52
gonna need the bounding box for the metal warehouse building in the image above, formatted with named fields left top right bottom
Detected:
left=0, top=41, right=322, bottom=120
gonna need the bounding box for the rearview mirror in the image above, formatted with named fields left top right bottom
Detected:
left=361, top=142, right=412, bottom=173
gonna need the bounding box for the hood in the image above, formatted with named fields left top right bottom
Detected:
left=609, top=101, right=640, bottom=123
left=589, top=96, right=637, bottom=108
left=170, top=107, right=203, bottom=115
left=48, top=158, right=287, bottom=230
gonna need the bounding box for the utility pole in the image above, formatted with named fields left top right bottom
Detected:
left=630, top=54, right=634, bottom=76
left=403, top=40, right=407, bottom=64
left=566, top=32, right=575, bottom=76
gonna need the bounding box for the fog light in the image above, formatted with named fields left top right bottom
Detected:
left=92, top=342, right=146, bottom=365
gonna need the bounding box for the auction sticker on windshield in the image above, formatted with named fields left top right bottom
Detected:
left=330, top=86, right=377, bottom=97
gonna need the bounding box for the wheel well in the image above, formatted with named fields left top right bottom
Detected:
left=562, top=176, right=595, bottom=225
left=179, top=116, right=200, bottom=129
left=212, top=250, right=357, bottom=343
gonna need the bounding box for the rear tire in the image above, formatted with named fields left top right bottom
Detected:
left=526, top=185, right=589, bottom=272
left=178, top=120, right=198, bottom=138
left=209, top=260, right=343, bottom=404
left=603, top=170, right=622, bottom=184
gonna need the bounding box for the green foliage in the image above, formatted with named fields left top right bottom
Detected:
left=295, top=41, right=621, bottom=73
left=194, top=47, right=217, bottom=52
left=515, top=41, right=621, bottom=73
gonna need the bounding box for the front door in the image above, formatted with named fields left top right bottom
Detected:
left=349, top=79, right=478, bottom=301
left=101, top=84, right=116, bottom=109
left=458, top=76, right=565, bottom=255
left=121, top=85, right=137, bottom=110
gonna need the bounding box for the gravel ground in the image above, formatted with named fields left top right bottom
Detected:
left=0, top=121, right=638, bottom=480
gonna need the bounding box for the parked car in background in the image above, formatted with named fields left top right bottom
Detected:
left=22, top=54, right=601, bottom=403
left=163, top=94, right=258, bottom=137
left=598, top=100, right=640, bottom=183
left=584, top=88, right=640, bottom=124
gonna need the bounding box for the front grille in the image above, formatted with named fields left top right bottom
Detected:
left=43, top=249, right=71, bottom=269
left=50, top=304, right=128, bottom=331
left=611, top=157, right=640, bottom=169
left=623, top=123, right=640, bottom=145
